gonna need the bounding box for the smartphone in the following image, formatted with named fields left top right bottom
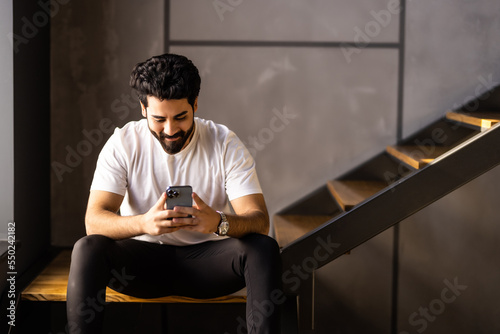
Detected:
left=166, top=185, right=192, bottom=219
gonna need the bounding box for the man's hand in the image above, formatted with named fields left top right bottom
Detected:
left=172, top=192, right=270, bottom=237
left=141, top=192, right=196, bottom=236
left=172, top=192, right=220, bottom=234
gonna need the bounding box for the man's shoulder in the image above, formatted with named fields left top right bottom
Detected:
left=196, top=117, right=233, bottom=140
left=115, top=119, right=148, bottom=134
left=110, top=119, right=148, bottom=141
left=102, top=119, right=148, bottom=153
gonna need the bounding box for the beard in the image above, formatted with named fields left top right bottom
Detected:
left=150, top=121, right=195, bottom=154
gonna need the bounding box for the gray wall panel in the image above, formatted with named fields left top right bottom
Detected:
left=171, top=0, right=400, bottom=42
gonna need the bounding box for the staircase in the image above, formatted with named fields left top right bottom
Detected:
left=274, top=85, right=500, bottom=331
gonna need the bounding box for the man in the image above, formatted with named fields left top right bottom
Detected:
left=67, top=53, right=282, bottom=333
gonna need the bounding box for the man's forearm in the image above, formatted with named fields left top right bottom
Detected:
left=223, top=210, right=270, bottom=238
left=86, top=209, right=144, bottom=240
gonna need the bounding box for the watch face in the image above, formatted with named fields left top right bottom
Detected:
left=219, top=222, right=229, bottom=235
left=216, top=211, right=229, bottom=236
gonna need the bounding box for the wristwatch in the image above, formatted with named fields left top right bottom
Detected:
left=215, top=211, right=229, bottom=236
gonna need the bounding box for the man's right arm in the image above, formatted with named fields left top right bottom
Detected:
left=85, top=190, right=187, bottom=240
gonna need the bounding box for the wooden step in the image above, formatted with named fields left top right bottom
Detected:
left=446, top=111, right=500, bottom=130
left=21, top=250, right=246, bottom=303
left=274, top=215, right=333, bottom=248
left=386, top=145, right=450, bottom=169
left=327, top=180, right=387, bottom=211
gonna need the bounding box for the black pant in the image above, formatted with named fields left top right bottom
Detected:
left=66, top=234, right=282, bottom=333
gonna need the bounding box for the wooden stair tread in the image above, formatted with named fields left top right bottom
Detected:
left=21, top=250, right=246, bottom=303
left=386, top=145, right=450, bottom=169
left=446, top=111, right=500, bottom=130
left=274, top=215, right=332, bottom=248
left=327, top=180, right=387, bottom=211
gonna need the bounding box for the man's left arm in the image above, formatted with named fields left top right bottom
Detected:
left=173, top=192, right=270, bottom=237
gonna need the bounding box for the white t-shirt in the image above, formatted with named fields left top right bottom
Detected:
left=90, top=117, right=262, bottom=246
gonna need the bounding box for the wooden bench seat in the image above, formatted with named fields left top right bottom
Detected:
left=21, top=250, right=246, bottom=303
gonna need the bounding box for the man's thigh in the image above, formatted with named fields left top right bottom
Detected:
left=107, top=238, right=246, bottom=299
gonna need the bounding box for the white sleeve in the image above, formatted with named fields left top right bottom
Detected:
left=223, top=131, right=263, bottom=201
left=90, top=129, right=128, bottom=196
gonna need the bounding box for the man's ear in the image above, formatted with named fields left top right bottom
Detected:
left=140, top=102, right=147, bottom=117
left=193, top=97, right=198, bottom=114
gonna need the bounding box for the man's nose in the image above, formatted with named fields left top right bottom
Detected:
left=164, top=120, right=178, bottom=136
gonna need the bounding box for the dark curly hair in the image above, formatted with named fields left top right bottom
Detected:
left=129, top=53, right=201, bottom=110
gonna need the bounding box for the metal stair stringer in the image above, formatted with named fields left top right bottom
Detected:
left=280, top=122, right=500, bottom=330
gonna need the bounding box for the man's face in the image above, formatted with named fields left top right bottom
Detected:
left=142, top=96, right=197, bottom=155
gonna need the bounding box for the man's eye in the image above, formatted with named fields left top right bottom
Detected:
left=176, top=116, right=187, bottom=121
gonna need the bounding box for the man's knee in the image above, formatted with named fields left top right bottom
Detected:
left=71, top=234, right=113, bottom=263
left=243, top=233, right=279, bottom=251
left=241, top=234, right=281, bottom=262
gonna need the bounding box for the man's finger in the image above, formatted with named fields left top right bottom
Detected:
left=155, top=192, right=167, bottom=209
left=192, top=192, right=206, bottom=209
left=171, top=217, right=197, bottom=226
left=173, top=205, right=196, bottom=216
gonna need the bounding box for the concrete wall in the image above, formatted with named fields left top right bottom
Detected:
left=50, top=0, right=500, bottom=333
